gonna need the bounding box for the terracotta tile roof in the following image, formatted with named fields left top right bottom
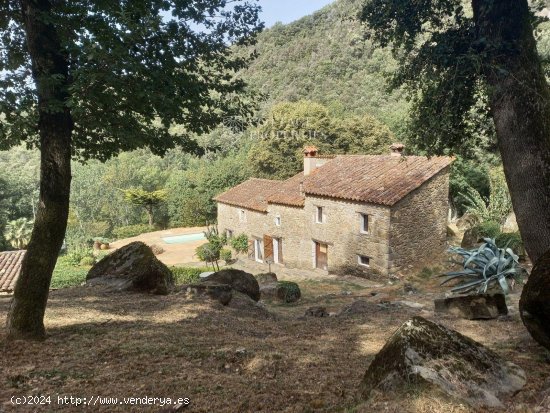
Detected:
left=0, top=250, right=25, bottom=292
left=267, top=173, right=306, bottom=207
left=302, top=155, right=453, bottom=206
left=214, top=178, right=282, bottom=212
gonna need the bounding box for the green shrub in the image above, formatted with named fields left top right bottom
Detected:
left=277, top=281, right=301, bottom=303
left=196, top=242, right=221, bottom=269
left=473, top=221, right=501, bottom=239
left=51, top=256, right=89, bottom=289
left=170, top=266, right=210, bottom=285
left=220, top=248, right=232, bottom=263
left=230, top=233, right=248, bottom=254
left=79, top=256, right=95, bottom=266
left=112, top=224, right=151, bottom=240
left=495, top=231, right=524, bottom=255
left=64, top=245, right=94, bottom=267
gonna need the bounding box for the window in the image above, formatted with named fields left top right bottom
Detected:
left=358, top=255, right=370, bottom=267
left=275, top=215, right=281, bottom=226
left=239, top=209, right=246, bottom=222
left=226, top=229, right=234, bottom=239
left=360, top=214, right=369, bottom=233
left=316, top=206, right=324, bottom=223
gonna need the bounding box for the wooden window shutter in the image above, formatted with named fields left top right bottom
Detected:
left=278, top=238, right=283, bottom=264
left=263, top=235, right=274, bottom=261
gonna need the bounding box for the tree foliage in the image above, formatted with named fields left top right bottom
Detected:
left=3, top=218, right=34, bottom=249
left=0, top=0, right=263, bottom=159
left=248, top=100, right=395, bottom=179
left=122, top=188, right=168, bottom=227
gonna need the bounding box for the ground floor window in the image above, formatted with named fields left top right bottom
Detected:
left=254, top=238, right=263, bottom=262
left=226, top=229, right=234, bottom=239
left=358, top=255, right=370, bottom=267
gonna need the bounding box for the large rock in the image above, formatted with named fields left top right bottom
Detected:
left=185, top=284, right=233, bottom=305
left=201, top=269, right=260, bottom=301
left=360, top=317, right=525, bottom=409
left=461, top=227, right=480, bottom=249
left=435, top=294, right=508, bottom=320
left=255, top=272, right=278, bottom=286
left=520, top=248, right=550, bottom=350
left=261, top=281, right=301, bottom=303
left=86, top=241, right=174, bottom=295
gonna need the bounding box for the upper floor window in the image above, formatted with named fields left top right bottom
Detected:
left=275, top=215, right=281, bottom=226
left=316, top=206, right=324, bottom=223
left=360, top=213, right=370, bottom=233
left=239, top=209, right=246, bottom=222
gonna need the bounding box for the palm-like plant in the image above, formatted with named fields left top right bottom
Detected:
left=441, top=238, right=524, bottom=295
left=4, top=218, right=34, bottom=249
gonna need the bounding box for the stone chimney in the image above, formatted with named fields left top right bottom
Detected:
left=390, top=143, right=405, bottom=157
left=303, top=146, right=319, bottom=176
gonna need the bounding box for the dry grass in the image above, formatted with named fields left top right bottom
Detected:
left=0, top=272, right=549, bottom=413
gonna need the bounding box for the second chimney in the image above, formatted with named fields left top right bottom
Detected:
left=390, top=143, right=405, bottom=157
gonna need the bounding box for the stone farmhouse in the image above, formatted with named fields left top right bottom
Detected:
left=215, top=145, right=453, bottom=275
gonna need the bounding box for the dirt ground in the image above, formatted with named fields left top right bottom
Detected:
left=109, top=227, right=207, bottom=266
left=1, top=263, right=549, bottom=413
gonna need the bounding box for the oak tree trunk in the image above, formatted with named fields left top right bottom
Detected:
left=6, top=0, right=73, bottom=340
left=473, top=0, right=550, bottom=263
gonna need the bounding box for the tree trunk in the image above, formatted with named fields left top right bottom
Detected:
left=146, top=206, right=154, bottom=228
left=473, top=0, right=550, bottom=263
left=7, top=0, right=73, bottom=340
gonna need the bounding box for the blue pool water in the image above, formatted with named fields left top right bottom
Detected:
left=162, top=233, right=206, bottom=245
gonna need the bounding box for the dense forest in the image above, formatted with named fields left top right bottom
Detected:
left=2, top=0, right=547, bottom=251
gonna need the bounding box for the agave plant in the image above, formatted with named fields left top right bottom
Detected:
left=440, top=238, right=524, bottom=295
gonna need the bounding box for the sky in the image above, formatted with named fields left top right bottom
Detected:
left=258, top=0, right=335, bottom=27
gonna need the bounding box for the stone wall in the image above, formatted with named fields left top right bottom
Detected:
left=216, top=202, right=307, bottom=268
left=216, top=166, right=450, bottom=276
left=303, top=195, right=392, bottom=274
left=389, top=167, right=450, bottom=274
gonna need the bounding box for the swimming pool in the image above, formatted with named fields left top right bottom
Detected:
left=161, top=233, right=206, bottom=245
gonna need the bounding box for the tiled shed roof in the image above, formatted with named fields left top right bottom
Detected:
left=214, top=178, right=282, bottom=212
left=267, top=172, right=306, bottom=207
left=0, top=250, right=25, bottom=292
left=303, top=155, right=453, bottom=206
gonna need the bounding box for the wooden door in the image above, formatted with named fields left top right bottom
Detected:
left=315, top=242, right=328, bottom=270
left=263, top=235, right=274, bottom=262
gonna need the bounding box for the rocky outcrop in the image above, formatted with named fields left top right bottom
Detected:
left=256, top=273, right=301, bottom=303
left=360, top=317, right=525, bottom=409
left=201, top=269, right=260, bottom=302
left=86, top=241, right=174, bottom=295
left=435, top=294, right=508, bottom=320
left=86, top=242, right=174, bottom=294
left=184, top=284, right=233, bottom=305
left=520, top=248, right=550, bottom=350
left=255, top=272, right=278, bottom=286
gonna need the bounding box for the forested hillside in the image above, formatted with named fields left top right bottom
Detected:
left=238, top=0, right=410, bottom=139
